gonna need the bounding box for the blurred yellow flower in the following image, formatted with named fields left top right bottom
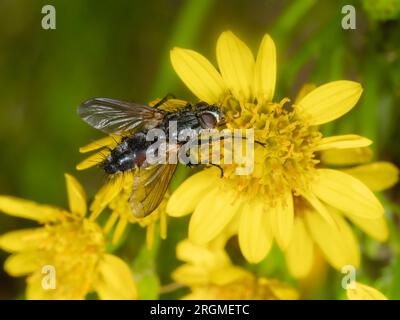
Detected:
left=0, top=174, right=137, bottom=300
left=347, top=282, right=388, bottom=300
left=167, top=31, right=399, bottom=276
left=172, top=238, right=298, bottom=300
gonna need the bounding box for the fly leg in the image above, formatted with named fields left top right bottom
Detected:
left=193, top=134, right=263, bottom=178
left=196, top=133, right=265, bottom=145
left=186, top=161, right=199, bottom=169
left=207, top=163, right=224, bottom=178
left=181, top=142, right=224, bottom=177
left=192, top=136, right=225, bottom=177
left=230, top=135, right=265, bottom=147
left=178, top=142, right=200, bottom=168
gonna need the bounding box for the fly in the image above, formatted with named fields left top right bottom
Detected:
left=78, top=97, right=226, bottom=218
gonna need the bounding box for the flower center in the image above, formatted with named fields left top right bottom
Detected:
left=203, top=275, right=258, bottom=299
left=220, top=95, right=322, bottom=204
left=204, top=274, right=294, bottom=299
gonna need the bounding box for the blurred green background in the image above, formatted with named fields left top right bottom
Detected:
left=0, top=0, right=400, bottom=299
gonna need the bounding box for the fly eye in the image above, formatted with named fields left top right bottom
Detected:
left=200, top=112, right=218, bottom=128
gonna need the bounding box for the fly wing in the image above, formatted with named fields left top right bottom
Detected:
left=130, top=163, right=177, bottom=218
left=78, top=97, right=165, bottom=134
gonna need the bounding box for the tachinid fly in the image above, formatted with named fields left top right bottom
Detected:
left=78, top=97, right=225, bottom=218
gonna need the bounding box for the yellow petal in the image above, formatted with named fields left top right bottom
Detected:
left=150, top=98, right=188, bottom=110
left=170, top=48, right=226, bottom=103
left=316, top=135, right=372, bottom=151
left=347, top=282, right=388, bottom=300
left=305, top=209, right=360, bottom=270
left=64, top=174, right=87, bottom=217
left=112, top=217, right=128, bottom=244
left=253, top=34, right=276, bottom=102
left=104, top=210, right=119, bottom=233
left=268, top=190, right=294, bottom=249
left=320, top=147, right=373, bottom=166
left=295, top=84, right=317, bottom=103
left=160, top=210, right=167, bottom=240
left=76, top=150, right=108, bottom=170
left=210, top=266, right=250, bottom=286
left=167, top=168, right=220, bottom=217
left=347, top=214, right=388, bottom=242
left=296, top=80, right=363, bottom=125
left=312, top=169, right=384, bottom=219
left=176, top=239, right=230, bottom=268
left=216, top=31, right=255, bottom=101
left=94, top=254, right=137, bottom=300
left=286, top=217, right=314, bottom=278
left=89, top=174, right=125, bottom=220
left=301, top=192, right=335, bottom=226
left=0, top=228, right=48, bottom=252
left=26, top=276, right=52, bottom=300
left=209, top=214, right=239, bottom=248
left=145, top=222, right=155, bottom=249
left=342, top=162, right=399, bottom=192
left=238, top=199, right=273, bottom=263
left=172, top=264, right=209, bottom=286
left=189, top=187, right=241, bottom=245
left=79, top=135, right=120, bottom=153
left=182, top=291, right=207, bottom=300
left=26, top=274, right=74, bottom=300
left=259, top=278, right=300, bottom=300
left=299, top=249, right=328, bottom=290
left=0, top=196, right=65, bottom=222
left=4, top=252, right=41, bottom=276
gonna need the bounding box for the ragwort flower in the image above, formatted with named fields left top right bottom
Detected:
left=0, top=174, right=137, bottom=299
left=167, top=31, right=399, bottom=276
left=172, top=238, right=298, bottom=300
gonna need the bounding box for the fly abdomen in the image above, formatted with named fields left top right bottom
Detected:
left=103, top=152, right=134, bottom=174
left=103, top=133, right=149, bottom=174
left=116, top=153, right=136, bottom=171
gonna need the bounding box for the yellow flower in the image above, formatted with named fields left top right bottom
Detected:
left=0, top=174, right=137, bottom=300
left=347, top=282, right=388, bottom=300
left=76, top=99, right=187, bottom=247
left=172, top=238, right=298, bottom=300
left=167, top=31, right=399, bottom=276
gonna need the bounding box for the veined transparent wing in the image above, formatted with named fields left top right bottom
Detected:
left=78, top=97, right=165, bottom=134
left=130, top=163, right=177, bottom=218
